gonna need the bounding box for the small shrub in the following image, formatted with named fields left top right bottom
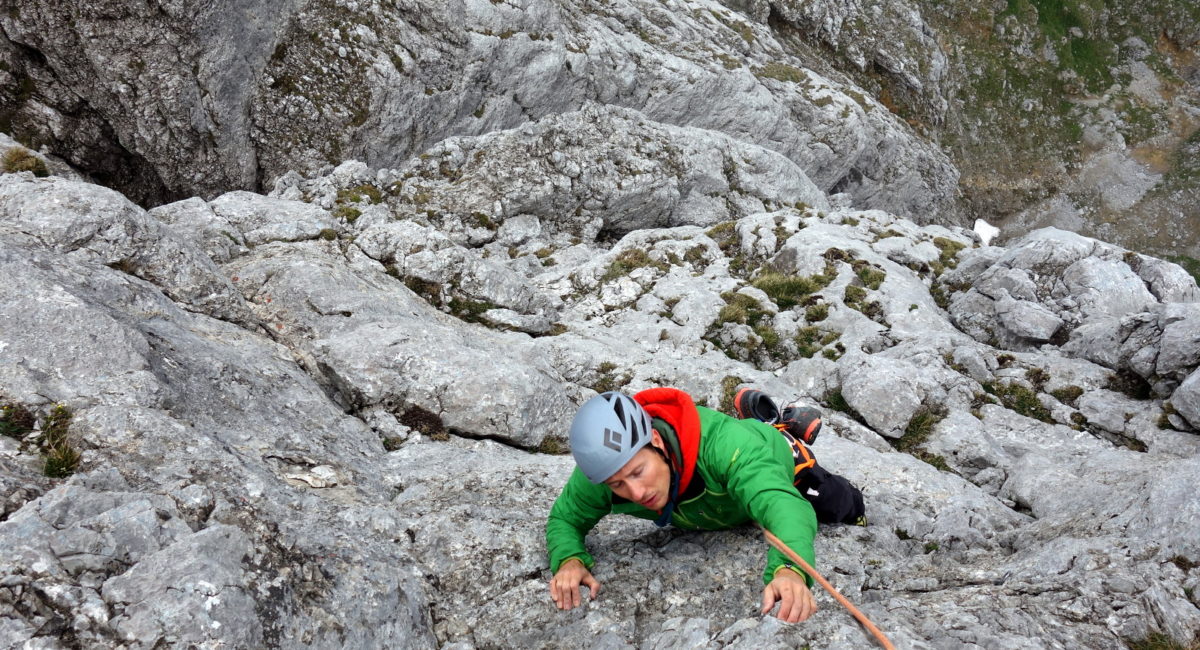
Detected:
left=2, top=147, right=49, bottom=177
left=924, top=541, right=940, bottom=553
left=894, top=528, right=911, bottom=540
left=400, top=406, right=448, bottom=440
left=319, top=228, right=338, bottom=241
left=382, top=437, right=405, bottom=451
left=894, top=407, right=945, bottom=453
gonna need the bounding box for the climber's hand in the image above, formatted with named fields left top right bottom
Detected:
left=550, top=558, right=601, bottom=610
left=761, top=567, right=817, bottom=623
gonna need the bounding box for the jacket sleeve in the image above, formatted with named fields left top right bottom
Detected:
left=709, top=417, right=818, bottom=586
left=545, top=467, right=613, bottom=573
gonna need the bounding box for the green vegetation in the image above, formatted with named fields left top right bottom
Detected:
left=1107, top=369, right=1152, bottom=400
left=797, top=328, right=839, bottom=358
left=851, top=260, right=887, bottom=290
left=382, top=437, right=405, bottom=451
left=337, top=184, right=384, bottom=205
left=319, top=228, right=338, bottom=241
left=890, top=407, right=953, bottom=472
left=752, top=272, right=832, bottom=309
left=1158, top=402, right=1177, bottom=430
left=1050, top=385, right=1084, bottom=407
left=754, top=62, right=808, bottom=84
left=988, top=381, right=1054, bottom=423
left=400, top=406, right=448, bottom=441
left=592, top=362, right=633, bottom=394
left=602, top=249, right=668, bottom=283
left=805, top=303, right=829, bottom=322
left=1166, top=255, right=1200, bottom=286
left=822, top=388, right=864, bottom=425
left=1025, top=367, right=1049, bottom=391
left=930, top=238, right=967, bottom=276
left=924, top=541, right=940, bottom=553
left=447, top=297, right=498, bottom=324
left=720, top=376, right=743, bottom=414
left=538, top=435, right=570, bottom=455
left=716, top=292, right=770, bottom=327
left=843, top=284, right=885, bottom=323
left=2, top=147, right=49, bottom=177
left=1124, top=632, right=1200, bottom=650
left=40, top=405, right=81, bottom=478
left=894, top=528, right=911, bottom=540
left=1, top=401, right=35, bottom=439
left=332, top=205, right=361, bottom=222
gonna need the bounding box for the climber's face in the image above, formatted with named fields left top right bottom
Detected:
left=603, top=431, right=671, bottom=511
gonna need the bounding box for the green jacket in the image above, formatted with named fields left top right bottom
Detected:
left=545, top=405, right=818, bottom=585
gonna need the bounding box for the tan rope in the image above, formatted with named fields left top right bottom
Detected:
left=763, top=528, right=896, bottom=650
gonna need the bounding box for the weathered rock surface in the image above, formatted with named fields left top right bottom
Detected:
left=1, top=0, right=957, bottom=225
left=3, top=153, right=1199, bottom=649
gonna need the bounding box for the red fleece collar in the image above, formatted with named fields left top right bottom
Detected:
left=633, top=387, right=701, bottom=496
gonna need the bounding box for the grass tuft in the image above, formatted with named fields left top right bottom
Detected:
left=2, top=147, right=49, bottom=177
left=40, top=405, right=80, bottom=478
left=719, top=376, right=743, bottom=414
left=752, top=272, right=832, bottom=309
left=1, top=401, right=36, bottom=440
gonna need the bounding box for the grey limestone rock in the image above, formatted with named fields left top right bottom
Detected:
left=4, top=137, right=1200, bottom=648
left=947, top=227, right=1198, bottom=353
left=1174, top=368, right=1200, bottom=430
left=4, top=0, right=959, bottom=225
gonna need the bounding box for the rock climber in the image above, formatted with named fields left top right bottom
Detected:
left=545, top=387, right=865, bottom=623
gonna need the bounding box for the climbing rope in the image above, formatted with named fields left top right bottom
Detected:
left=762, top=528, right=896, bottom=650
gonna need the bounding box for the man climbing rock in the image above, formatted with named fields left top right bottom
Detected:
left=545, top=387, right=865, bottom=623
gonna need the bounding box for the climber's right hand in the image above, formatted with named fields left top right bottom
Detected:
left=549, top=558, right=601, bottom=610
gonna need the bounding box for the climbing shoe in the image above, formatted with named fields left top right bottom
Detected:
left=733, top=388, right=780, bottom=424
left=780, top=404, right=822, bottom=445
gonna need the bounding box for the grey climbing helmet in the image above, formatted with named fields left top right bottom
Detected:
left=569, top=391, right=654, bottom=483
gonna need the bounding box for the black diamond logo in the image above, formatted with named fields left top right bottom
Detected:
left=602, top=427, right=622, bottom=451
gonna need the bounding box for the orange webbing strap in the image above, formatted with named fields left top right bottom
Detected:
left=762, top=528, right=896, bottom=650
left=773, top=424, right=815, bottom=476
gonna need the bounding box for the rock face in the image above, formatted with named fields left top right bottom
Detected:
left=2, top=152, right=1199, bottom=648
left=0, top=0, right=957, bottom=224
